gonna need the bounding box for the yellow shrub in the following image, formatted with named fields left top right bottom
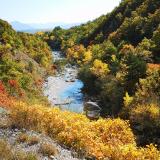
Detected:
left=130, top=103, right=160, bottom=130
left=90, top=59, right=110, bottom=77
left=123, top=92, right=133, bottom=107
left=10, top=101, right=160, bottom=160
left=83, top=51, right=92, bottom=63
left=66, top=45, right=92, bottom=65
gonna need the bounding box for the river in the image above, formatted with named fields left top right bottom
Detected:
left=43, top=51, right=84, bottom=113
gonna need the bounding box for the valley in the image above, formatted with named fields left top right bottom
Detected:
left=0, top=0, right=160, bottom=159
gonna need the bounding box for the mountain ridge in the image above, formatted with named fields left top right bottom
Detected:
left=11, top=21, right=82, bottom=33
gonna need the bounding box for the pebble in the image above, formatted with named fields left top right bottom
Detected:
left=14, top=128, right=18, bottom=132
left=50, top=155, right=55, bottom=159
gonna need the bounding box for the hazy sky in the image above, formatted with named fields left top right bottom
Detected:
left=0, top=0, right=121, bottom=23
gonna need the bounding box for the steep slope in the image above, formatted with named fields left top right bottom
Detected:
left=84, top=0, right=160, bottom=45
left=43, top=15, right=106, bottom=50
left=83, top=0, right=144, bottom=45
left=0, top=19, right=53, bottom=100
left=82, top=0, right=160, bottom=62
left=45, top=0, right=160, bottom=62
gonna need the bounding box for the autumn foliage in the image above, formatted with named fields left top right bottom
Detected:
left=8, top=79, right=18, bottom=88
left=0, top=81, right=5, bottom=93
left=90, top=59, right=110, bottom=77
left=10, top=102, right=160, bottom=160
left=0, top=81, right=14, bottom=108
left=66, top=45, right=92, bottom=64
left=148, top=63, right=160, bottom=70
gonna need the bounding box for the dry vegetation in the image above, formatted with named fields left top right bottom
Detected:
left=0, top=139, right=37, bottom=160
left=28, top=136, right=40, bottom=146
left=39, top=143, right=58, bottom=156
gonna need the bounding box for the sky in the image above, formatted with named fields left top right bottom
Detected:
left=0, top=0, right=121, bottom=24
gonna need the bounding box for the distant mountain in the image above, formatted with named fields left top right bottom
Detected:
left=11, top=21, right=81, bottom=33
left=11, top=21, right=34, bottom=31
left=29, top=22, right=81, bottom=30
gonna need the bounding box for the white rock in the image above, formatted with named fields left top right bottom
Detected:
left=50, top=155, right=55, bottom=159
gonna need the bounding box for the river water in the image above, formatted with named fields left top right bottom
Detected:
left=43, top=51, right=84, bottom=113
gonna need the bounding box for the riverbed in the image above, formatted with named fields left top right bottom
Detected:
left=43, top=51, right=84, bottom=113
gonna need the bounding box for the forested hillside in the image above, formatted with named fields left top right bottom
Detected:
left=1, top=0, right=160, bottom=159
left=42, top=15, right=106, bottom=50
left=0, top=19, right=53, bottom=101
left=44, top=0, right=160, bottom=147
left=46, top=0, right=160, bottom=62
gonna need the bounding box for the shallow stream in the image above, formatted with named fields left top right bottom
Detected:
left=43, top=51, right=84, bottom=113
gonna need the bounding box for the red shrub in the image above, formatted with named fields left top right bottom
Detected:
left=19, top=90, right=25, bottom=97
left=8, top=80, right=18, bottom=88
left=0, top=81, right=5, bottom=93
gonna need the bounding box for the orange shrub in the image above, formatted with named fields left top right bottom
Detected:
left=0, top=92, right=14, bottom=108
left=148, top=63, right=160, bottom=70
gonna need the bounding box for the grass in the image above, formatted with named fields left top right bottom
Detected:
left=39, top=143, right=58, bottom=156
left=0, top=139, right=13, bottom=160
left=0, top=138, right=37, bottom=160
left=17, top=133, right=40, bottom=146
left=14, top=151, right=37, bottom=160
left=17, top=133, right=29, bottom=143
left=0, top=119, right=11, bottom=129
left=28, top=136, right=40, bottom=146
